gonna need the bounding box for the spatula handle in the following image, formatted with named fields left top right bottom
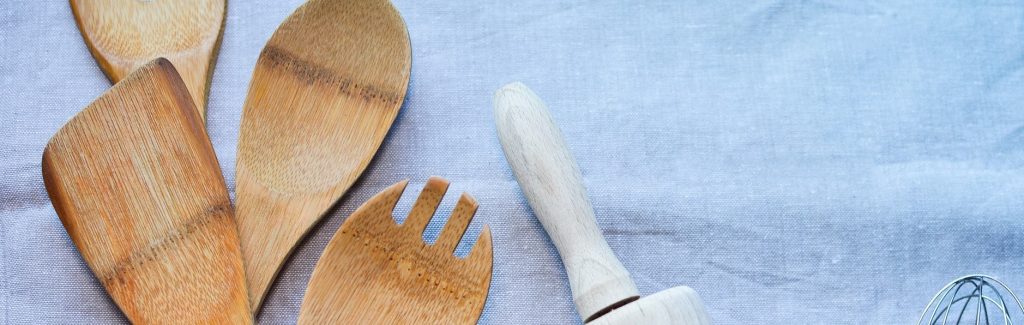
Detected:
left=495, top=82, right=640, bottom=322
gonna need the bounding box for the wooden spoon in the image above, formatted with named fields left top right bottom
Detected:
left=234, top=0, right=411, bottom=312
left=42, top=59, right=250, bottom=324
left=70, top=0, right=226, bottom=119
left=298, top=177, right=493, bottom=324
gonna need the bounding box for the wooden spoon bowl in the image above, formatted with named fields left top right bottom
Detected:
left=234, top=0, right=411, bottom=312
left=71, top=0, right=226, bottom=119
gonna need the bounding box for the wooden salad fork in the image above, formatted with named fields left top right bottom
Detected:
left=298, top=177, right=493, bottom=324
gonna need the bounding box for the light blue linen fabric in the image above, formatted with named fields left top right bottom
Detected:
left=3, top=0, right=1023, bottom=323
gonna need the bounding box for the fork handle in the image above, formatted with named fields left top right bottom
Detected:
left=495, top=82, right=640, bottom=322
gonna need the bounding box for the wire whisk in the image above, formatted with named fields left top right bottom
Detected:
left=919, top=275, right=1024, bottom=325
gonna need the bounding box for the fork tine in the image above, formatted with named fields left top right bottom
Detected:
left=468, top=225, right=493, bottom=262
left=403, top=176, right=449, bottom=234
left=355, top=179, right=408, bottom=222
left=435, top=193, right=478, bottom=253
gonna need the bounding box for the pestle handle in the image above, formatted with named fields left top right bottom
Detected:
left=494, top=82, right=640, bottom=322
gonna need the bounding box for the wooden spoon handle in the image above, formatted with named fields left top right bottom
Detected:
left=494, top=82, right=640, bottom=322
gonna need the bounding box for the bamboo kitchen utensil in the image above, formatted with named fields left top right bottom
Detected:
left=41, top=59, right=250, bottom=324
left=71, top=0, right=226, bottom=119
left=234, top=0, right=411, bottom=312
left=297, top=177, right=492, bottom=324
left=495, top=82, right=711, bottom=325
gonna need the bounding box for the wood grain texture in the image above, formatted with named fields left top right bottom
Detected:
left=494, top=82, right=640, bottom=321
left=233, top=0, right=411, bottom=312
left=41, top=59, right=250, bottom=324
left=298, top=177, right=492, bottom=324
left=494, top=82, right=710, bottom=324
left=589, top=287, right=711, bottom=325
left=70, top=0, right=226, bottom=119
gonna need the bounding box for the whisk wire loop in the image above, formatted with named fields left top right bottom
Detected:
left=919, top=275, right=1024, bottom=325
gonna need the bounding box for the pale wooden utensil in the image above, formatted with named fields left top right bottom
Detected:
left=71, top=0, right=226, bottom=119
left=41, top=59, right=250, bottom=324
left=495, top=82, right=711, bottom=325
left=234, top=0, right=411, bottom=312
left=298, top=177, right=493, bottom=324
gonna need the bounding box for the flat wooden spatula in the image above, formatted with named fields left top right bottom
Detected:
left=42, top=59, right=250, bottom=324
left=234, top=0, right=411, bottom=312
left=298, top=177, right=492, bottom=324
left=71, top=0, right=226, bottom=119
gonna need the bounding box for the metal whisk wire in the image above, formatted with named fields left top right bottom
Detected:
left=919, top=275, right=1024, bottom=325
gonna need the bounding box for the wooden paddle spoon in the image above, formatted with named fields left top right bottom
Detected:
left=234, top=0, right=411, bottom=312
left=42, top=59, right=250, bottom=324
left=298, top=177, right=493, bottom=324
left=71, top=0, right=226, bottom=119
